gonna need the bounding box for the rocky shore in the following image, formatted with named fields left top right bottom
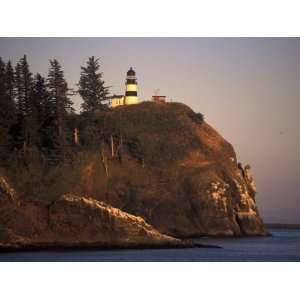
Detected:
left=0, top=178, right=193, bottom=250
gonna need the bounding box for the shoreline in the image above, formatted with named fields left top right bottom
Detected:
left=0, top=240, right=222, bottom=253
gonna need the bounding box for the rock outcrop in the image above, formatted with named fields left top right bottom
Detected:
left=78, top=102, right=268, bottom=237
left=0, top=102, right=268, bottom=249
left=0, top=178, right=188, bottom=250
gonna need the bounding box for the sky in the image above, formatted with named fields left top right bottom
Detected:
left=0, top=37, right=299, bottom=223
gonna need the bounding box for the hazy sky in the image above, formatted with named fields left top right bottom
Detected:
left=0, top=37, right=299, bottom=223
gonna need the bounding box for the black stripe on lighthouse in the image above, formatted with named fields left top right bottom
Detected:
left=126, top=79, right=136, bottom=84
left=125, top=91, right=137, bottom=96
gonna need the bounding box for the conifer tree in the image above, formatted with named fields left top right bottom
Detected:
left=47, top=59, right=74, bottom=158
left=31, top=73, right=50, bottom=148
left=78, top=56, right=110, bottom=112
left=0, top=59, right=16, bottom=157
left=21, top=55, right=33, bottom=116
left=5, top=61, right=16, bottom=115
left=4, top=60, right=16, bottom=133
left=32, top=74, right=49, bottom=120
left=14, top=55, right=35, bottom=148
left=0, top=57, right=6, bottom=104
left=15, top=55, right=33, bottom=116
left=0, top=58, right=8, bottom=153
left=15, top=62, right=24, bottom=121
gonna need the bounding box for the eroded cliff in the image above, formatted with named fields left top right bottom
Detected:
left=0, top=102, right=268, bottom=249
left=74, top=102, right=268, bottom=237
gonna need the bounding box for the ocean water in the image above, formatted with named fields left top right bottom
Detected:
left=1, top=229, right=300, bottom=262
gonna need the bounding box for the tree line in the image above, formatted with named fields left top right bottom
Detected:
left=0, top=55, right=110, bottom=164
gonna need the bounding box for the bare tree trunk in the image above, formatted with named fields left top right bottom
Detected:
left=74, top=128, right=79, bottom=145
left=117, top=135, right=123, bottom=163
left=101, top=143, right=109, bottom=177
left=111, top=135, right=114, bottom=157
left=142, top=157, right=145, bottom=168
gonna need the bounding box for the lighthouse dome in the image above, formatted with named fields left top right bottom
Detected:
left=127, top=67, right=136, bottom=76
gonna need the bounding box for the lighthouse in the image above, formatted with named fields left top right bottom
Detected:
left=124, top=67, right=139, bottom=105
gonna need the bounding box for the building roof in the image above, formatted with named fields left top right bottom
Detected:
left=110, top=94, right=124, bottom=98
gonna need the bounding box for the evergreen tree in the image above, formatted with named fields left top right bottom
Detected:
left=15, top=62, right=24, bottom=121
left=14, top=55, right=35, bottom=148
left=21, top=55, right=33, bottom=116
left=0, top=57, right=6, bottom=103
left=15, top=55, right=33, bottom=116
left=78, top=56, right=110, bottom=112
left=47, top=59, right=74, bottom=158
left=0, top=58, right=8, bottom=154
left=31, top=73, right=50, bottom=148
left=32, top=74, right=49, bottom=122
left=0, top=58, right=16, bottom=157
left=5, top=61, right=16, bottom=115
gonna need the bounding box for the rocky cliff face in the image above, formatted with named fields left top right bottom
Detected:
left=0, top=178, right=187, bottom=250
left=76, top=102, right=268, bottom=237
left=0, top=102, right=268, bottom=250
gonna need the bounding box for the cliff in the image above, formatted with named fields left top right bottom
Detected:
left=0, top=102, right=268, bottom=250
left=76, top=102, right=268, bottom=237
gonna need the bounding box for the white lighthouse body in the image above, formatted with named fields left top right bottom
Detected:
left=109, top=67, right=139, bottom=108
left=124, top=67, right=139, bottom=105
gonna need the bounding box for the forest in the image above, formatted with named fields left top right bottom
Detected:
left=0, top=55, right=111, bottom=159
left=0, top=55, right=111, bottom=198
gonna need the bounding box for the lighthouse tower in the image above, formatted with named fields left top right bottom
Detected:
left=125, top=67, right=139, bottom=105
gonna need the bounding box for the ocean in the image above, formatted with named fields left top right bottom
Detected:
left=1, top=228, right=300, bottom=262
